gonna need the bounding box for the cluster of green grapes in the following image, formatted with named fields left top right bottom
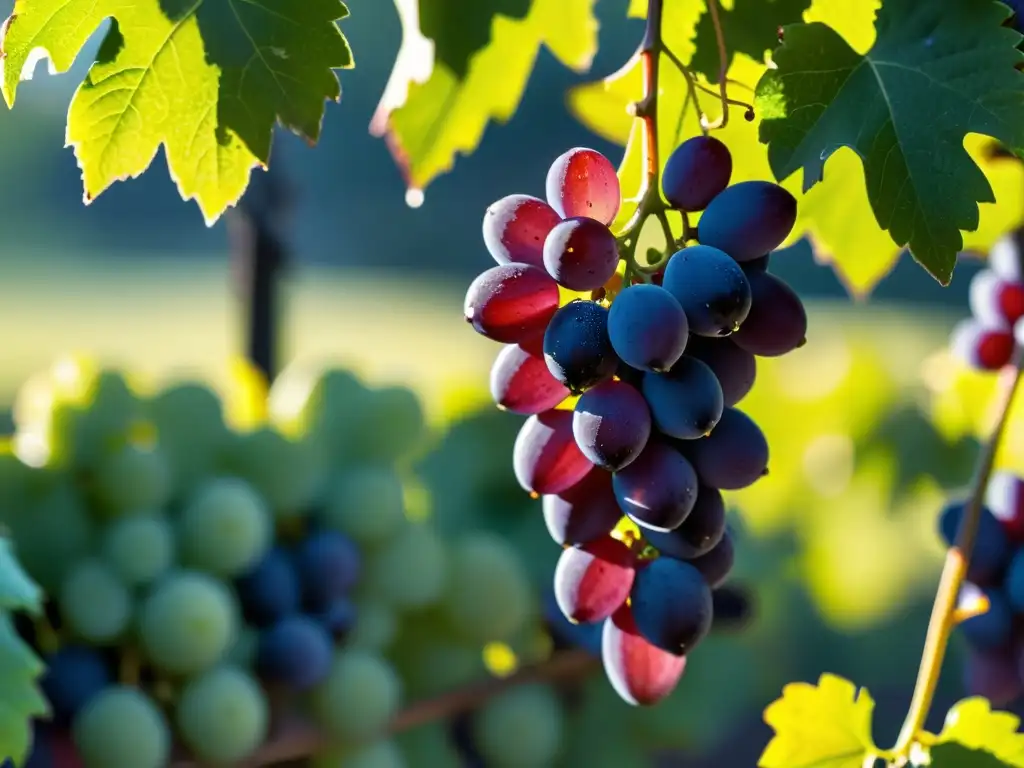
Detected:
left=0, top=359, right=543, bottom=768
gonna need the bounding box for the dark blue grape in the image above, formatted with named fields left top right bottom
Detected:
left=732, top=271, right=807, bottom=357
left=542, top=468, right=623, bottom=546
left=613, top=441, right=698, bottom=532
left=642, top=486, right=725, bottom=559
left=662, top=245, right=752, bottom=336
left=1004, top=548, right=1024, bottom=612
left=964, top=648, right=1021, bottom=707
left=641, top=357, right=724, bottom=440
left=688, top=531, right=734, bottom=588
left=256, top=615, right=333, bottom=691
left=607, top=285, right=688, bottom=373
left=696, top=180, right=797, bottom=262
left=316, top=598, right=357, bottom=641
left=679, top=407, right=768, bottom=490
left=938, top=502, right=1010, bottom=586
left=573, top=380, right=651, bottom=470
left=744, top=254, right=771, bottom=273
left=661, top=135, right=732, bottom=212
left=543, top=300, right=619, bottom=393
left=543, top=590, right=603, bottom=657
left=543, top=217, right=620, bottom=291
left=235, top=547, right=301, bottom=627
left=40, top=645, right=111, bottom=723
left=630, top=557, right=712, bottom=655
left=959, top=586, right=1013, bottom=650
left=685, top=336, right=756, bottom=407
left=296, top=531, right=361, bottom=609
left=711, top=584, right=754, bottom=631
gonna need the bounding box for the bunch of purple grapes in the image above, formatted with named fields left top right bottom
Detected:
left=463, top=137, right=807, bottom=705
left=951, top=231, right=1024, bottom=371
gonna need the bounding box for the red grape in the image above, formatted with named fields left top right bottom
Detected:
left=542, top=468, right=623, bottom=547
left=969, top=269, right=1024, bottom=328
left=950, top=319, right=1014, bottom=371
left=601, top=604, right=687, bottom=706
left=989, top=233, right=1024, bottom=283
left=483, top=194, right=561, bottom=268
left=553, top=536, right=636, bottom=624
left=546, top=147, right=621, bottom=225
left=986, top=471, right=1024, bottom=542
left=464, top=264, right=560, bottom=343
left=490, top=343, right=570, bottom=415
left=513, top=409, right=594, bottom=495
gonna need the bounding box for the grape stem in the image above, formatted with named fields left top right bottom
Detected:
left=702, top=0, right=731, bottom=130
left=169, top=649, right=599, bottom=767
left=889, top=348, right=1024, bottom=763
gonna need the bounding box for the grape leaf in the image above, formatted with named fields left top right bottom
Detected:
left=419, top=0, right=531, bottom=78
left=0, top=542, right=47, bottom=766
left=689, top=0, right=811, bottom=83
left=929, top=744, right=1015, bottom=768
left=759, top=673, right=878, bottom=768
left=755, top=0, right=1024, bottom=285
left=374, top=0, right=598, bottom=195
left=0, top=0, right=352, bottom=225
left=933, top=698, right=1024, bottom=766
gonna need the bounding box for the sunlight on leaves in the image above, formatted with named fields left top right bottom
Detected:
left=934, top=698, right=1024, bottom=766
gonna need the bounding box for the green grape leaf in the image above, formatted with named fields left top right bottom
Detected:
left=0, top=543, right=48, bottom=767
left=0, top=540, right=41, bottom=615
left=755, top=0, right=1024, bottom=285
left=0, top=0, right=352, bottom=225
left=690, top=0, right=811, bottom=83
left=419, top=0, right=531, bottom=78
left=929, top=743, right=1015, bottom=768
left=759, top=673, right=878, bottom=768
left=375, top=0, right=598, bottom=195
left=933, top=698, right=1024, bottom=766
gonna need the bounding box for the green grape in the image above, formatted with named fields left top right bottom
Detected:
left=320, top=466, right=407, bottom=547
left=150, top=382, right=229, bottom=496
left=313, top=740, right=407, bottom=768
left=441, top=533, right=532, bottom=643
left=397, top=724, right=463, bottom=768
left=394, top=633, right=484, bottom=698
left=347, top=598, right=398, bottom=652
left=101, top=515, right=174, bottom=587
left=311, top=650, right=401, bottom=742
left=271, top=368, right=372, bottom=457
left=0, top=450, right=31, bottom=522
left=179, top=477, right=271, bottom=577
left=59, top=558, right=131, bottom=643
left=363, top=522, right=446, bottom=610
left=357, top=386, right=426, bottom=463
left=473, top=684, right=565, bottom=768
left=176, top=665, right=269, bottom=764
left=226, top=625, right=259, bottom=669
left=223, top=427, right=323, bottom=518
left=94, top=444, right=172, bottom=515
left=8, top=478, right=94, bottom=593
left=138, top=570, right=237, bottom=675
left=72, top=686, right=170, bottom=768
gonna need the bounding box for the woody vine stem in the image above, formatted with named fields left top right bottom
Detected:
left=174, top=3, right=741, bottom=765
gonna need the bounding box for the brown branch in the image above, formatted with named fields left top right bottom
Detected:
left=172, top=649, right=600, bottom=767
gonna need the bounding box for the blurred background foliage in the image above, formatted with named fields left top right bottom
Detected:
left=1, top=0, right=1023, bottom=763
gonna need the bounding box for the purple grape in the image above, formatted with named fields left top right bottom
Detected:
left=40, top=645, right=111, bottom=724
left=546, top=147, right=621, bottom=225
left=688, top=532, right=734, bottom=588
left=573, top=380, right=652, bottom=471
left=483, top=194, right=561, bottom=268
left=732, top=271, right=807, bottom=357
left=235, top=547, right=301, bottom=627
left=296, top=531, right=361, bottom=608
left=641, top=357, right=724, bottom=440
left=543, top=300, right=619, bottom=393
left=744, top=254, right=771, bottom=273
left=938, top=501, right=1010, bottom=587
left=607, top=285, right=689, bottom=373
left=490, top=342, right=570, bottom=414
left=696, top=180, right=797, bottom=262
left=543, top=468, right=623, bottom=546
left=957, top=583, right=1012, bottom=650
left=679, top=407, right=768, bottom=490
left=642, top=486, right=726, bottom=559
left=543, top=217, right=620, bottom=291
left=661, top=135, right=732, bottom=212
left=712, top=584, right=755, bottom=630
left=613, top=441, right=698, bottom=532
left=513, top=409, right=594, bottom=495
left=464, top=264, right=560, bottom=343
left=685, top=336, right=757, bottom=406
left=256, top=615, right=333, bottom=691
left=662, top=245, right=752, bottom=336
left=629, top=557, right=713, bottom=655
left=965, top=647, right=1022, bottom=706
left=315, top=598, right=357, bottom=641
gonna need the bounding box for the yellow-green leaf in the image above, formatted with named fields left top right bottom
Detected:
left=760, top=673, right=878, bottom=768
left=0, top=0, right=352, bottom=225
left=375, top=0, right=598, bottom=195
left=934, top=698, right=1024, bottom=766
